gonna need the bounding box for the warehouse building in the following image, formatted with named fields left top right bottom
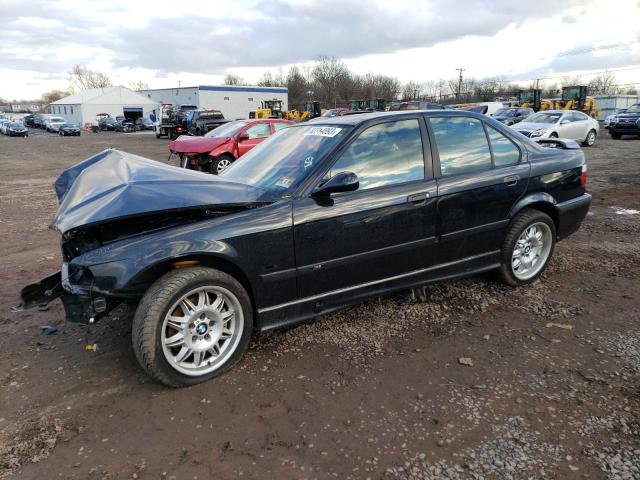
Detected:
left=50, top=86, right=160, bottom=126
left=138, top=85, right=288, bottom=119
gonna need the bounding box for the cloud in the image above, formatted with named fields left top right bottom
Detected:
left=0, top=0, right=586, bottom=76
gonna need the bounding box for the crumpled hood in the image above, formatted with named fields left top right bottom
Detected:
left=514, top=121, right=554, bottom=131
left=51, top=149, right=268, bottom=234
left=169, top=135, right=231, bottom=154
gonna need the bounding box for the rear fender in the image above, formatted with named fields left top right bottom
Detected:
left=508, top=192, right=556, bottom=219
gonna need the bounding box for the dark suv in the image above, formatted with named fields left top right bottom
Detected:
left=608, top=103, right=640, bottom=138
left=492, top=107, right=534, bottom=126
left=22, top=111, right=590, bottom=387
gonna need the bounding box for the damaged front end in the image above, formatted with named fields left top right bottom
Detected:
left=21, top=148, right=270, bottom=324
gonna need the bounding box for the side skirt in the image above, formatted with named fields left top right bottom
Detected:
left=257, top=250, right=500, bottom=332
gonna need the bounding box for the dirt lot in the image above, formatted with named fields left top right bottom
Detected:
left=0, top=128, right=639, bottom=480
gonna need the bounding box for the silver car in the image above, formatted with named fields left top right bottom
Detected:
left=512, top=110, right=600, bottom=146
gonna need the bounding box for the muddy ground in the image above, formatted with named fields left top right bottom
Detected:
left=0, top=129, right=639, bottom=480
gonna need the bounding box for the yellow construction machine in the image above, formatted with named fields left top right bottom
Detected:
left=554, top=86, right=601, bottom=118
left=254, top=99, right=284, bottom=119
left=517, top=90, right=553, bottom=112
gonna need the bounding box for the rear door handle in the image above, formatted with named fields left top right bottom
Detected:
left=407, top=192, right=429, bottom=204
left=503, top=175, right=519, bottom=186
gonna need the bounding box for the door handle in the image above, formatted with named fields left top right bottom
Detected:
left=503, top=175, right=519, bottom=186
left=407, top=192, right=430, bottom=204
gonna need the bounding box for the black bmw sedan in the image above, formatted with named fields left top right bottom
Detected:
left=22, top=110, right=591, bottom=386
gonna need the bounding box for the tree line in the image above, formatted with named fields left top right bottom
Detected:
left=2, top=58, right=637, bottom=111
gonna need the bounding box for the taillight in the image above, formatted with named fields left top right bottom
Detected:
left=581, top=164, right=587, bottom=187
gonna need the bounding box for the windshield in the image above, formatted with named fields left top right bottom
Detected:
left=205, top=120, right=248, bottom=138
left=61, top=123, right=76, bottom=127
left=221, top=124, right=351, bottom=196
left=525, top=112, right=561, bottom=124
left=51, top=117, right=65, bottom=122
left=626, top=104, right=640, bottom=113
left=8, top=123, right=22, bottom=128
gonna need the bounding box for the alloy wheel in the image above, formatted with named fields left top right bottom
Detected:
left=511, top=222, right=553, bottom=281
left=216, top=158, right=231, bottom=174
left=161, top=286, right=243, bottom=376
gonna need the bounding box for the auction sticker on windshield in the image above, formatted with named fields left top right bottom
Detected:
left=274, top=176, right=295, bottom=189
left=304, top=126, right=342, bottom=137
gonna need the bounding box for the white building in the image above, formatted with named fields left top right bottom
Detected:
left=594, top=94, right=640, bottom=120
left=138, top=85, right=289, bottom=120
left=50, top=86, right=160, bottom=125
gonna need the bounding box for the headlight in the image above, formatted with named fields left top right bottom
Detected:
left=530, top=129, right=547, bottom=137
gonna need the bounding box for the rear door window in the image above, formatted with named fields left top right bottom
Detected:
left=329, top=119, right=425, bottom=190
left=245, top=123, right=271, bottom=139
left=430, top=116, right=491, bottom=176
left=273, top=122, right=290, bottom=133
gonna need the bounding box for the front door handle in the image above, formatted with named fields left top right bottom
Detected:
left=503, top=175, right=519, bottom=186
left=407, top=192, right=429, bottom=204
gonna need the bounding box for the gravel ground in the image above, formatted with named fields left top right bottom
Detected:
left=0, top=129, right=639, bottom=479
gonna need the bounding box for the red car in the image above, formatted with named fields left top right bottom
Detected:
left=169, top=119, right=293, bottom=174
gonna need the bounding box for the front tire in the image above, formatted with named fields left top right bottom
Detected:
left=210, top=154, right=234, bottom=175
left=582, top=129, right=596, bottom=147
left=497, top=209, right=556, bottom=287
left=132, top=267, right=253, bottom=387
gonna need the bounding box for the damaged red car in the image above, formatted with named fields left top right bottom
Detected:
left=169, top=119, right=293, bottom=174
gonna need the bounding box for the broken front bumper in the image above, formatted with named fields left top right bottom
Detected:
left=20, top=265, right=118, bottom=324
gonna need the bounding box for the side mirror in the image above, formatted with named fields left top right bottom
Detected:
left=313, top=171, right=359, bottom=197
left=560, top=119, right=570, bottom=125
left=238, top=133, right=250, bottom=141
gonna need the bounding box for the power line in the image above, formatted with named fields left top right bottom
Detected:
left=556, top=41, right=639, bottom=58
left=507, top=65, right=640, bottom=84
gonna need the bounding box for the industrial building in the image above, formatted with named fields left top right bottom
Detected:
left=50, top=86, right=160, bottom=125
left=138, top=85, right=289, bottom=120
left=594, top=94, right=640, bottom=120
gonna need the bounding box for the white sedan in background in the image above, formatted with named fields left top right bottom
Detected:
left=512, top=110, right=600, bottom=146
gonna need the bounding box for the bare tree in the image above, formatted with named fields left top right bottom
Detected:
left=401, top=81, right=421, bottom=100
left=41, top=89, right=70, bottom=105
left=311, top=56, right=350, bottom=105
left=285, top=66, right=309, bottom=106
left=68, top=64, right=112, bottom=91
left=587, top=72, right=619, bottom=95
left=129, top=81, right=149, bottom=91
left=258, top=71, right=286, bottom=87
left=223, top=74, right=245, bottom=86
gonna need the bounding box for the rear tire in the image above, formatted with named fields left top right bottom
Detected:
left=132, top=266, right=253, bottom=387
left=210, top=154, right=234, bottom=175
left=497, top=209, right=556, bottom=287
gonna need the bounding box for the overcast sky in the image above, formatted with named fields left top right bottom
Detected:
left=1, top=0, right=639, bottom=100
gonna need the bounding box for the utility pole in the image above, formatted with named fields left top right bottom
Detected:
left=456, top=68, right=465, bottom=101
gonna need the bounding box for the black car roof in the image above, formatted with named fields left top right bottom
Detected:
left=305, top=109, right=490, bottom=127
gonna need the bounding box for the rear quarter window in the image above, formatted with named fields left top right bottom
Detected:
left=486, top=125, right=521, bottom=167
